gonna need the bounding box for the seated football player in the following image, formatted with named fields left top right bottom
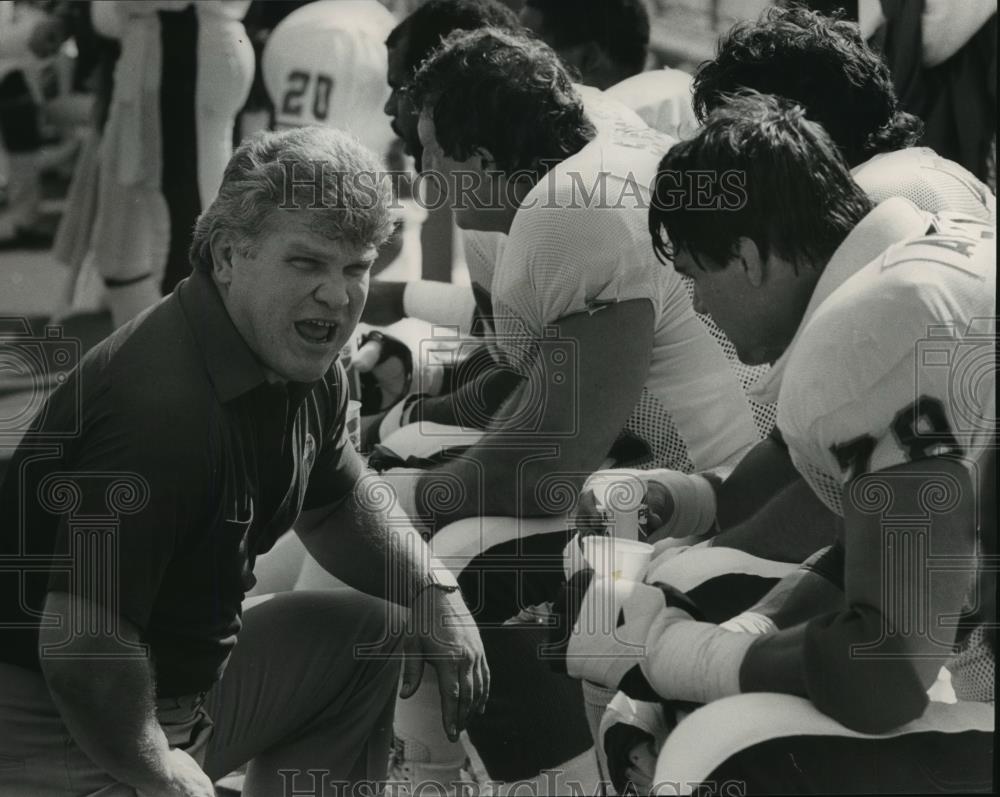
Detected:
left=568, top=10, right=998, bottom=763
left=363, top=0, right=657, bottom=357
left=359, top=0, right=519, bottom=325
left=401, top=26, right=757, bottom=563
left=578, top=4, right=997, bottom=573
left=361, top=27, right=762, bottom=789
left=554, top=92, right=995, bottom=795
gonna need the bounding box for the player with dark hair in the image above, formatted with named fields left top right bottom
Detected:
left=694, top=5, right=918, bottom=167
left=407, top=25, right=754, bottom=558
left=366, top=25, right=758, bottom=791
left=362, top=0, right=522, bottom=400
left=579, top=5, right=996, bottom=583
left=518, top=0, right=650, bottom=89
left=556, top=90, right=995, bottom=795
left=384, top=0, right=520, bottom=169
left=692, top=5, right=994, bottom=221
left=365, top=0, right=656, bottom=421
left=516, top=0, right=703, bottom=142
left=564, top=10, right=995, bottom=784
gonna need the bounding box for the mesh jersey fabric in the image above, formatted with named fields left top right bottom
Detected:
left=853, top=146, right=996, bottom=224
left=490, top=123, right=760, bottom=472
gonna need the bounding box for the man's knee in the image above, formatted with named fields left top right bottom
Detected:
left=249, top=589, right=405, bottom=664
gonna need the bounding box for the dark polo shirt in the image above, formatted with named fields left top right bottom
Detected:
left=0, top=272, right=363, bottom=696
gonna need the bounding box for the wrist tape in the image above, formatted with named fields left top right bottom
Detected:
left=720, top=611, right=778, bottom=635
left=642, top=618, right=755, bottom=704
left=644, top=469, right=718, bottom=538
left=403, top=280, right=477, bottom=331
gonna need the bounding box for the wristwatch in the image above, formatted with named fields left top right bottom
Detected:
left=412, top=564, right=461, bottom=604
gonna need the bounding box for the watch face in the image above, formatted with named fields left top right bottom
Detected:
left=431, top=570, right=460, bottom=591
left=429, top=560, right=461, bottom=591
left=412, top=568, right=460, bottom=604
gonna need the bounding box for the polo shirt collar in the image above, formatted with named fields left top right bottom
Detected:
left=749, top=197, right=931, bottom=404
left=177, top=271, right=269, bottom=403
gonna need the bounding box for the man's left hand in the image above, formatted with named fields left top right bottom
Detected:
left=401, top=588, right=489, bottom=741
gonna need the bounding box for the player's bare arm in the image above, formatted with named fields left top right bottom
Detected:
left=739, top=456, right=977, bottom=729
left=733, top=545, right=847, bottom=631
left=412, top=299, right=654, bottom=525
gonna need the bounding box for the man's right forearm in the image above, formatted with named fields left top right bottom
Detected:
left=39, top=593, right=175, bottom=793
left=414, top=366, right=522, bottom=428
left=714, top=435, right=802, bottom=529
left=737, top=557, right=845, bottom=630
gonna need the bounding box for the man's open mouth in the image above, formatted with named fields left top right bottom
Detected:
left=295, top=320, right=338, bottom=345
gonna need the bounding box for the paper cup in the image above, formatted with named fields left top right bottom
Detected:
left=581, top=535, right=654, bottom=582
left=346, top=400, right=362, bottom=451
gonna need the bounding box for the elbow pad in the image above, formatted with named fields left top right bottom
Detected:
left=804, top=605, right=929, bottom=734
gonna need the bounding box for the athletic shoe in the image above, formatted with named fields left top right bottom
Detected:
left=384, top=736, right=492, bottom=797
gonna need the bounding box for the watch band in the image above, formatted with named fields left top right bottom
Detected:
left=411, top=560, right=460, bottom=604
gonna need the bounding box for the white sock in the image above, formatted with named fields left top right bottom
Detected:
left=2, top=153, right=41, bottom=232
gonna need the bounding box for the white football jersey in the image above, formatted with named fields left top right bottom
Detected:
left=262, top=0, right=396, bottom=156
left=461, top=88, right=769, bottom=467
left=853, top=147, right=996, bottom=224
left=575, top=83, right=647, bottom=136
left=776, top=200, right=995, bottom=516
left=604, top=67, right=700, bottom=141
left=753, top=149, right=998, bottom=408
left=490, top=121, right=760, bottom=472
left=777, top=198, right=996, bottom=704
left=460, top=84, right=651, bottom=325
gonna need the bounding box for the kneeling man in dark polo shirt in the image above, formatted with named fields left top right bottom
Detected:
left=0, top=127, right=487, bottom=797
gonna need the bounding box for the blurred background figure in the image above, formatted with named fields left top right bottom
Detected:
left=519, top=0, right=651, bottom=89
left=240, top=0, right=314, bottom=136
left=50, top=0, right=120, bottom=275
left=518, top=0, right=696, bottom=140
left=0, top=0, right=69, bottom=248
left=60, top=0, right=254, bottom=330
left=263, top=0, right=417, bottom=280
left=264, top=0, right=396, bottom=155
left=859, top=0, right=997, bottom=191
